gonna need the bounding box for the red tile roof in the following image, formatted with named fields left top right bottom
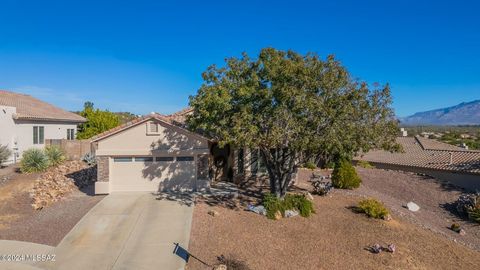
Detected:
left=0, top=90, right=86, bottom=122
left=356, top=136, right=480, bottom=175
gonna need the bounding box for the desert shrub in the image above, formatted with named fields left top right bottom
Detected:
left=20, top=148, right=49, bottom=173
left=0, top=144, right=12, bottom=166
left=456, top=193, right=480, bottom=223
left=331, top=158, right=361, bottom=189
left=357, top=160, right=374, bottom=169
left=82, top=152, right=96, bottom=166
left=469, top=208, right=480, bottom=224
left=217, top=255, right=251, bottom=270
left=263, top=193, right=315, bottom=219
left=283, top=194, right=315, bottom=217
left=303, top=161, right=317, bottom=170
left=263, top=193, right=282, bottom=219
left=45, top=146, right=65, bottom=166
left=357, top=198, right=389, bottom=219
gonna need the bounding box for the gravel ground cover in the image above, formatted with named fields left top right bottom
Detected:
left=0, top=165, right=104, bottom=246
left=187, top=168, right=480, bottom=270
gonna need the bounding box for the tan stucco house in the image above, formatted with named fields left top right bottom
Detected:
left=91, top=113, right=212, bottom=194
left=91, top=109, right=267, bottom=194
left=0, top=90, right=86, bottom=164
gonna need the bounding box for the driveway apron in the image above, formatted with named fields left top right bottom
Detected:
left=36, top=192, right=193, bottom=270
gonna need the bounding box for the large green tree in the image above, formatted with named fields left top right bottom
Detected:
left=77, top=102, right=121, bottom=139
left=188, top=48, right=399, bottom=197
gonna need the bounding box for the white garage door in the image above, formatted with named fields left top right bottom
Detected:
left=111, top=156, right=195, bottom=192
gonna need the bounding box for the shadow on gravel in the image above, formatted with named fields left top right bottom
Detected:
left=440, top=201, right=477, bottom=224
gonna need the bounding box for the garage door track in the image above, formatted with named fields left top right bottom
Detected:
left=37, top=192, right=193, bottom=270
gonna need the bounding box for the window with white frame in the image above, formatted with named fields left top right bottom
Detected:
left=33, top=126, right=45, bottom=145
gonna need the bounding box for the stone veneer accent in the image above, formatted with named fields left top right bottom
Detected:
left=196, top=154, right=209, bottom=180
left=97, top=156, right=109, bottom=182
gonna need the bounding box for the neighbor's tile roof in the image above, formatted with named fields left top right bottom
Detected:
left=0, top=90, right=86, bottom=122
left=164, top=107, right=193, bottom=126
left=356, top=136, right=480, bottom=175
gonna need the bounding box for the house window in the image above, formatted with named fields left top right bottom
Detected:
left=237, top=149, right=244, bottom=174
left=251, top=149, right=266, bottom=175
left=147, top=121, right=160, bottom=135
left=113, top=157, right=132, bottom=162
left=134, top=157, right=154, bottom=162
left=33, top=126, right=45, bottom=145
left=67, top=129, right=75, bottom=140
left=156, top=156, right=174, bottom=162
left=177, top=156, right=194, bottom=161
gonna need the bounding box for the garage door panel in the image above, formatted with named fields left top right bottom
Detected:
left=111, top=157, right=195, bottom=192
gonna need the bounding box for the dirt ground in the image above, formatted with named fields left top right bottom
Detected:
left=0, top=165, right=104, bottom=246
left=187, top=168, right=480, bottom=270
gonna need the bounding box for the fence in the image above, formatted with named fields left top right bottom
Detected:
left=45, top=139, right=94, bottom=161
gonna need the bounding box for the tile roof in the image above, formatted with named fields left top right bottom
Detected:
left=164, top=107, right=193, bottom=126
left=355, top=136, right=480, bottom=175
left=0, top=90, right=86, bottom=122
left=91, top=112, right=208, bottom=142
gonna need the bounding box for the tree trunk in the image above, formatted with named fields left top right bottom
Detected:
left=261, top=147, right=298, bottom=198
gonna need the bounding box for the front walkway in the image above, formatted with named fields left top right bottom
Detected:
left=36, top=192, right=193, bottom=270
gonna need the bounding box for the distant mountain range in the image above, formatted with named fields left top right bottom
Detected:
left=400, top=100, right=480, bottom=126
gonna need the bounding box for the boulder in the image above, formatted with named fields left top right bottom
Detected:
left=274, top=210, right=282, bottom=220
left=208, top=210, right=220, bottom=217
left=382, top=214, right=392, bottom=221
left=213, top=264, right=227, bottom=270
left=406, top=202, right=420, bottom=212
left=285, top=210, right=299, bottom=218
left=304, top=192, right=314, bottom=201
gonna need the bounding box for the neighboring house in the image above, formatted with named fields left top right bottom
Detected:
left=355, top=135, right=480, bottom=191
left=0, top=90, right=86, bottom=164
left=91, top=109, right=266, bottom=194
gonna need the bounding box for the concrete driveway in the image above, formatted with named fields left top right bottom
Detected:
left=36, top=192, right=193, bottom=270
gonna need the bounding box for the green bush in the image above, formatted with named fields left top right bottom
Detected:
left=263, top=193, right=315, bottom=219
left=331, top=158, right=361, bottom=189
left=283, top=194, right=315, bottom=217
left=303, top=161, right=317, bottom=170
left=0, top=144, right=12, bottom=166
left=45, top=146, right=65, bottom=166
left=468, top=208, right=480, bottom=224
left=263, top=193, right=282, bottom=219
left=357, top=198, right=389, bottom=219
left=357, top=160, right=374, bottom=169
left=21, top=148, right=49, bottom=173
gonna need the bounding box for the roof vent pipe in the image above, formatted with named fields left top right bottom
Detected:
left=449, top=152, right=453, bottom=165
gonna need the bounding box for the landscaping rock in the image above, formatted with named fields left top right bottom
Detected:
left=30, top=160, right=96, bottom=210
left=246, top=204, right=266, bottom=215
left=305, top=192, right=314, bottom=201
left=285, top=210, right=299, bottom=218
left=274, top=210, right=282, bottom=220
left=382, top=214, right=392, bottom=221
left=459, top=229, right=466, bottom=236
left=208, top=210, right=220, bottom=217
left=213, top=264, right=227, bottom=270
left=406, top=202, right=420, bottom=212
left=387, top=244, right=396, bottom=253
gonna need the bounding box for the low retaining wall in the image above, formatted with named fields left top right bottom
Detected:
left=45, top=139, right=93, bottom=161
left=358, top=161, right=480, bottom=192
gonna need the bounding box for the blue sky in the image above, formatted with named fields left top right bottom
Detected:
left=0, top=0, right=478, bottom=116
